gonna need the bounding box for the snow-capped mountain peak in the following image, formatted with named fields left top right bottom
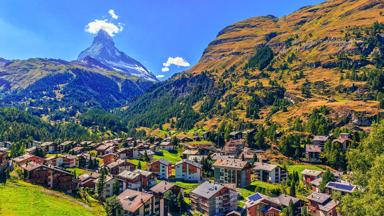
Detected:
left=78, top=30, right=157, bottom=82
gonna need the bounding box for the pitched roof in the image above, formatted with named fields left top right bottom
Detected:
left=150, top=181, right=175, bottom=194
left=191, top=181, right=224, bottom=199
left=253, top=162, right=277, bottom=172
left=213, top=158, right=249, bottom=169
left=319, top=200, right=338, bottom=212
left=118, top=189, right=153, bottom=213
left=175, top=159, right=202, bottom=168
left=306, top=144, right=322, bottom=153
left=307, top=192, right=331, bottom=204
left=153, top=158, right=171, bottom=166
left=313, top=136, right=329, bottom=142
left=301, top=169, right=323, bottom=177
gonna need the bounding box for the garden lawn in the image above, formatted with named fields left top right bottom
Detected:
left=153, top=150, right=183, bottom=164
left=67, top=168, right=90, bottom=177
left=287, top=164, right=325, bottom=176
left=128, top=159, right=148, bottom=170
left=0, top=180, right=105, bottom=216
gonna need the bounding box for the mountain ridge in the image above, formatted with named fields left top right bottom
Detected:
left=122, top=0, right=384, bottom=133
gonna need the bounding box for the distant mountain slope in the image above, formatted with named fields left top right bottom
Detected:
left=0, top=31, right=157, bottom=120
left=123, top=0, right=384, bottom=132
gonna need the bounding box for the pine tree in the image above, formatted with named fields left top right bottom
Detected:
left=97, top=167, right=106, bottom=200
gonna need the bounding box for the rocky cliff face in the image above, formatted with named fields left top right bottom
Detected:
left=78, top=30, right=157, bottom=82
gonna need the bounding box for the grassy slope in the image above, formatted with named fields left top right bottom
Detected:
left=0, top=180, right=105, bottom=216
left=153, top=150, right=183, bottom=164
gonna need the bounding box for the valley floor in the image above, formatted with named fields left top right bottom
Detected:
left=0, top=180, right=106, bottom=216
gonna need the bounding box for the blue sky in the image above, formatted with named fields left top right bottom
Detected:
left=0, top=0, right=323, bottom=80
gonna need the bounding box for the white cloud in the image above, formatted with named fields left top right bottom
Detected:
left=156, top=74, right=165, bottom=78
left=161, top=67, right=170, bottom=72
left=163, top=57, right=191, bottom=67
left=108, top=9, right=119, bottom=20
left=161, top=57, right=190, bottom=73
left=85, top=19, right=123, bottom=37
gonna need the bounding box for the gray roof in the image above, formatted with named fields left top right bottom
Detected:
left=175, top=159, right=202, bottom=168
left=191, top=181, right=224, bottom=199
left=319, top=200, right=338, bottom=212
left=307, top=192, right=330, bottom=204
left=301, top=169, right=323, bottom=177
left=253, top=162, right=277, bottom=172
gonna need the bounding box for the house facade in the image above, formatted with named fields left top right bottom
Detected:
left=175, top=159, right=202, bottom=182
left=213, top=158, right=252, bottom=187
left=190, top=181, right=238, bottom=216
left=148, top=159, right=172, bottom=180
left=253, top=162, right=287, bottom=184
left=117, top=189, right=154, bottom=216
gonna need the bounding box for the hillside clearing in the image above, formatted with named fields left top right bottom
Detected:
left=0, top=180, right=105, bottom=216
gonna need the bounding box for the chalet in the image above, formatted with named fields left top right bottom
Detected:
left=312, top=136, right=330, bottom=149
left=117, top=148, right=134, bottom=159
left=78, top=172, right=100, bottom=188
left=40, top=142, right=57, bottom=153
left=332, top=133, right=352, bottom=151
left=13, top=154, right=45, bottom=166
left=117, top=170, right=157, bottom=191
left=20, top=162, right=76, bottom=193
left=62, top=154, right=77, bottom=168
left=175, top=159, right=202, bottom=182
left=301, top=169, right=323, bottom=183
left=182, top=149, right=199, bottom=159
left=96, top=144, right=115, bottom=156
left=213, top=158, right=252, bottom=187
left=223, top=139, right=246, bottom=156
left=101, top=153, right=118, bottom=165
left=190, top=181, right=238, bottom=216
left=117, top=189, right=154, bottom=216
left=95, top=175, right=117, bottom=199
left=69, top=146, right=84, bottom=154
left=307, top=192, right=338, bottom=216
left=77, top=153, right=98, bottom=169
left=326, top=181, right=356, bottom=195
left=245, top=193, right=302, bottom=216
left=0, top=148, right=8, bottom=172
left=253, top=162, right=287, bottom=184
left=148, top=159, right=172, bottom=180
left=106, top=159, right=136, bottom=175
left=310, top=177, right=322, bottom=192
left=45, top=155, right=64, bottom=167
left=150, top=181, right=181, bottom=216
left=58, top=141, right=75, bottom=153
left=305, top=144, right=322, bottom=163
left=159, top=141, right=174, bottom=151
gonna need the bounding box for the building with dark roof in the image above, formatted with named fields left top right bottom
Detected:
left=213, top=158, right=252, bottom=187
left=245, top=192, right=303, bottom=216
left=307, top=192, right=338, bottom=216
left=175, top=159, right=202, bottom=182
left=190, top=181, right=238, bottom=216
left=117, top=189, right=154, bottom=216
left=150, top=181, right=181, bottom=216
left=253, top=162, right=287, bottom=184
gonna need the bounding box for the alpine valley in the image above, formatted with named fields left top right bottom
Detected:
left=1, top=0, right=384, bottom=216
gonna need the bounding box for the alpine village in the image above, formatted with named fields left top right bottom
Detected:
left=0, top=0, right=384, bottom=215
